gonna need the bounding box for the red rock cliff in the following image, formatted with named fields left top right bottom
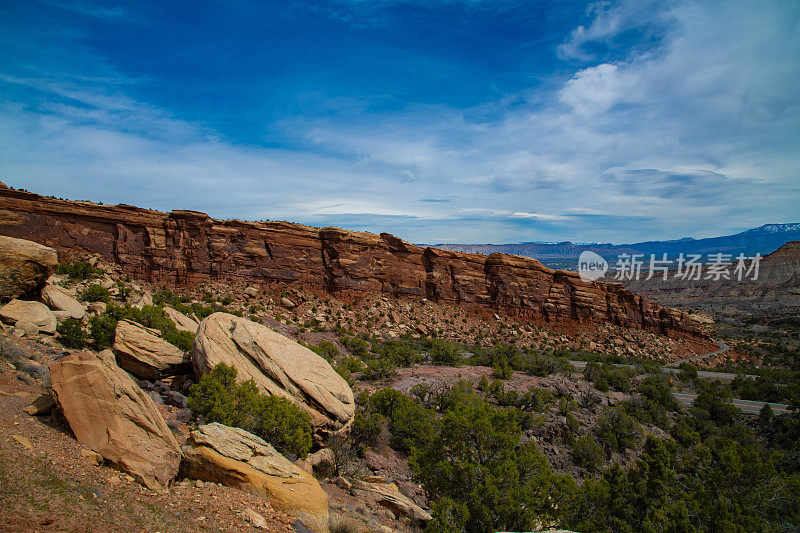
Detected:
left=0, top=187, right=706, bottom=340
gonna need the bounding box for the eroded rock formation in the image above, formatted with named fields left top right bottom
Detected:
left=181, top=422, right=329, bottom=532
left=49, top=350, right=181, bottom=491
left=0, top=187, right=706, bottom=339
left=192, top=313, right=355, bottom=430
left=0, top=234, right=58, bottom=301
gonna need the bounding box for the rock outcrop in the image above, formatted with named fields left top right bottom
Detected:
left=41, top=283, right=85, bottom=319
left=112, top=319, right=190, bottom=380
left=163, top=306, right=199, bottom=333
left=192, top=313, right=354, bottom=430
left=0, top=235, right=58, bottom=301
left=0, top=187, right=706, bottom=340
left=351, top=479, right=432, bottom=526
left=49, top=350, right=181, bottom=491
left=0, top=299, right=57, bottom=334
left=181, top=423, right=329, bottom=532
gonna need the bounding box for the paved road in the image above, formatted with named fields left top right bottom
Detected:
left=664, top=339, right=730, bottom=368
left=569, top=360, right=751, bottom=383
left=672, top=392, right=792, bottom=414
left=660, top=367, right=754, bottom=383
left=569, top=339, right=794, bottom=413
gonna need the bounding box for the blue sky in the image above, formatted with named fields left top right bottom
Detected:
left=0, top=0, right=798, bottom=244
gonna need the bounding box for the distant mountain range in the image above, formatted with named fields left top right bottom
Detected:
left=431, top=224, right=800, bottom=269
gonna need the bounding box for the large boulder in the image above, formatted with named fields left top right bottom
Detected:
left=49, top=350, right=181, bottom=491
left=0, top=299, right=57, bottom=334
left=0, top=235, right=58, bottom=301
left=351, top=480, right=432, bottom=526
left=163, top=306, right=199, bottom=333
left=112, top=319, right=190, bottom=380
left=41, top=284, right=85, bottom=319
left=192, top=313, right=354, bottom=430
left=181, top=422, right=329, bottom=532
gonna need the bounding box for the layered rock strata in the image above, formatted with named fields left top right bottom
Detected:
left=0, top=187, right=705, bottom=339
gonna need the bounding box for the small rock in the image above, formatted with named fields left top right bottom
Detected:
left=333, top=476, right=352, bottom=491
left=244, top=286, right=259, bottom=298
left=11, top=434, right=33, bottom=451
left=307, top=448, right=335, bottom=477
left=15, top=320, right=39, bottom=337
left=174, top=408, right=193, bottom=422
left=87, top=301, right=107, bottom=315
left=194, top=479, right=204, bottom=488
left=164, top=390, right=188, bottom=408
left=281, top=297, right=296, bottom=309
left=147, top=391, right=164, bottom=405
left=291, top=520, right=315, bottom=533
left=81, top=449, right=104, bottom=465
left=24, top=392, right=56, bottom=415
left=243, top=508, right=268, bottom=529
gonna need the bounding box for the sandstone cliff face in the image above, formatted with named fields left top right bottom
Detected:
left=0, top=188, right=705, bottom=339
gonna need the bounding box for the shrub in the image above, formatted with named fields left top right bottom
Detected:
left=309, top=340, right=339, bottom=360
left=572, top=434, right=603, bottom=472
left=339, top=335, right=369, bottom=358
left=163, top=329, right=195, bottom=352
left=81, top=284, right=111, bottom=303
left=351, top=411, right=384, bottom=448
left=366, top=388, right=436, bottom=453
left=596, top=407, right=642, bottom=453
left=188, top=363, right=312, bottom=458
left=56, top=318, right=87, bottom=349
left=56, top=260, right=101, bottom=281
left=625, top=374, right=680, bottom=427
left=678, top=363, right=698, bottom=382
left=566, top=412, right=579, bottom=433
left=377, top=340, right=424, bottom=367
left=360, top=357, right=397, bottom=381
left=89, top=314, right=117, bottom=349
left=521, top=350, right=573, bottom=376
left=430, top=339, right=463, bottom=366
left=91, top=303, right=195, bottom=352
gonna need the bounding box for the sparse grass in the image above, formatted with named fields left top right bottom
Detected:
left=329, top=513, right=365, bottom=533
left=0, top=338, right=49, bottom=385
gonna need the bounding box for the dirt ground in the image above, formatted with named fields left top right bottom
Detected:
left=0, top=338, right=299, bottom=533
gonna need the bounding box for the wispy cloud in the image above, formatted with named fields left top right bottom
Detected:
left=0, top=0, right=798, bottom=245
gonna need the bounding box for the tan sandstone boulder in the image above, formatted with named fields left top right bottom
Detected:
left=164, top=306, right=199, bottom=333
left=192, top=313, right=354, bottom=430
left=112, top=319, right=190, bottom=380
left=0, top=299, right=57, bottom=334
left=351, top=480, right=432, bottom=525
left=181, top=422, right=329, bottom=532
left=49, top=350, right=181, bottom=491
left=41, top=284, right=85, bottom=319
left=0, top=235, right=58, bottom=301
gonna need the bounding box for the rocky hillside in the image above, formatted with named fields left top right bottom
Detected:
left=0, top=184, right=706, bottom=341
left=1, top=234, right=793, bottom=532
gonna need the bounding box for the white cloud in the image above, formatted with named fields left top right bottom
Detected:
left=0, top=0, right=798, bottom=244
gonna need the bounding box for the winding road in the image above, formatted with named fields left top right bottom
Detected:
left=663, top=338, right=730, bottom=368
left=569, top=339, right=794, bottom=415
